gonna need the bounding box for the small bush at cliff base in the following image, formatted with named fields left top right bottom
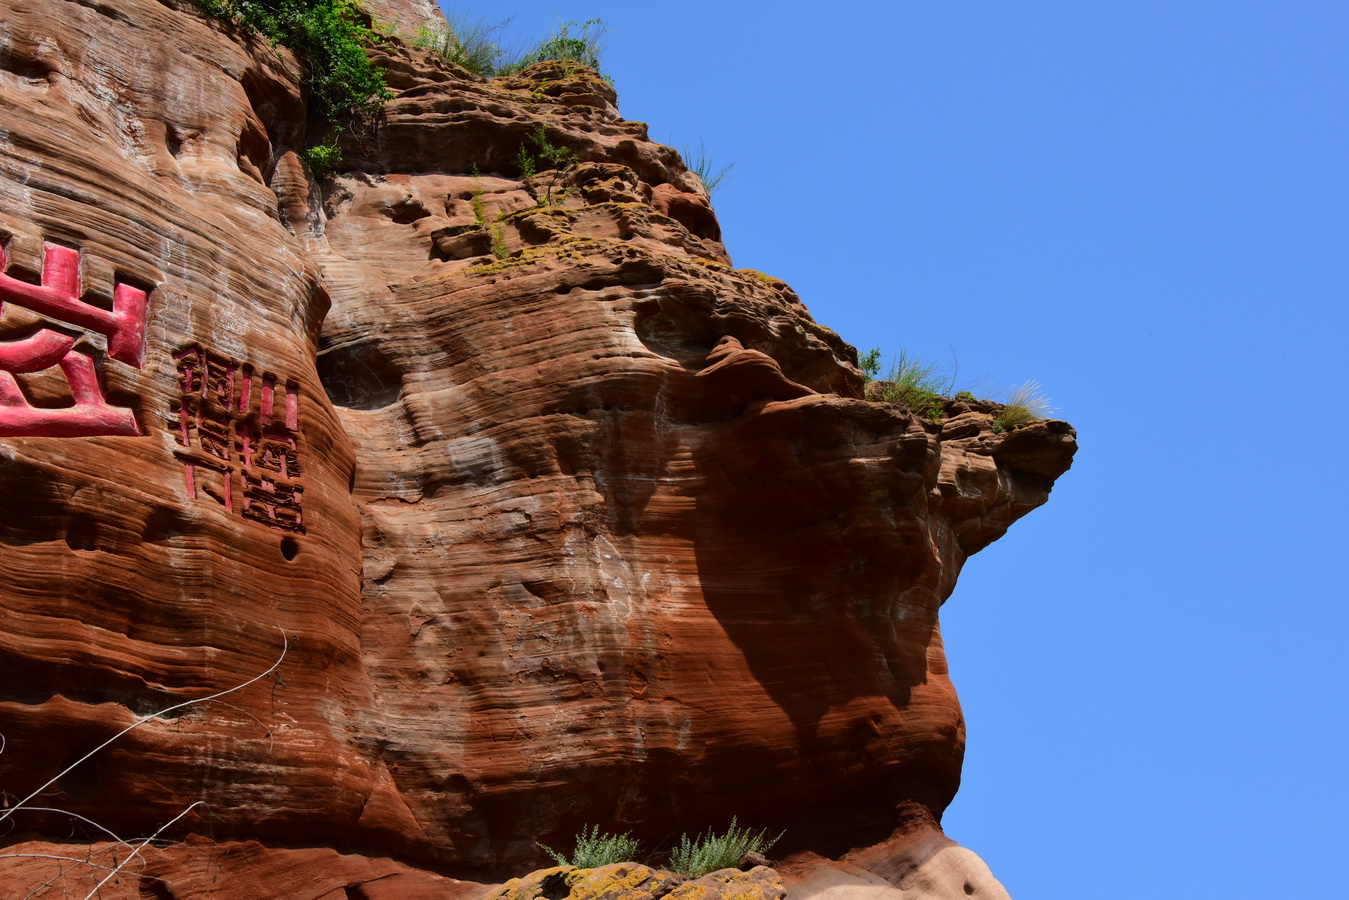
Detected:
left=667, top=818, right=783, bottom=877
left=538, top=825, right=641, bottom=868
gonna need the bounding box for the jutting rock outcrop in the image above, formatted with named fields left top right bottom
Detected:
left=0, top=0, right=1075, bottom=896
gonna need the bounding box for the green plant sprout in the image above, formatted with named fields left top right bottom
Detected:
left=414, top=16, right=612, bottom=82
left=518, top=125, right=578, bottom=205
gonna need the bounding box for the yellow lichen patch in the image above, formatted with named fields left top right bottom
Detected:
left=484, top=863, right=684, bottom=900
left=503, top=205, right=579, bottom=227
left=666, top=869, right=785, bottom=900
left=483, top=865, right=583, bottom=900
left=460, top=237, right=604, bottom=276
left=568, top=862, right=680, bottom=899
left=692, top=257, right=730, bottom=270
left=735, top=269, right=788, bottom=291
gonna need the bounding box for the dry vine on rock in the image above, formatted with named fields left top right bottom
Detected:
left=0, top=631, right=290, bottom=898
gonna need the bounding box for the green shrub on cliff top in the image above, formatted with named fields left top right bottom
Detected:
left=195, top=0, right=391, bottom=171
left=502, top=18, right=608, bottom=77
left=538, top=824, right=641, bottom=869
left=859, top=347, right=883, bottom=381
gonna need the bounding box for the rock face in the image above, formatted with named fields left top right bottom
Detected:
left=0, top=0, right=1075, bottom=896
left=485, top=862, right=786, bottom=900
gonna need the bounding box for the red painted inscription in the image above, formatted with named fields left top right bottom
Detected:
left=0, top=242, right=148, bottom=436
left=170, top=345, right=305, bottom=533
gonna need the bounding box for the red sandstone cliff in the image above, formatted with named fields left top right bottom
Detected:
left=0, top=1, right=1074, bottom=896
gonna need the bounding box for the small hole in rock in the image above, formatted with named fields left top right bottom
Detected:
left=281, top=536, right=300, bottom=561
left=964, top=883, right=976, bottom=895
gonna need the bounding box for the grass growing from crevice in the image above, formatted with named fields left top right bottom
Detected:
left=467, top=164, right=510, bottom=259
left=861, top=348, right=1054, bottom=430
left=410, top=11, right=513, bottom=76
left=538, top=825, right=641, bottom=868
left=413, top=15, right=612, bottom=83
left=878, top=350, right=953, bottom=421
left=667, top=818, right=782, bottom=877
left=194, top=0, right=392, bottom=175
left=992, top=380, right=1054, bottom=432
left=680, top=140, right=734, bottom=195
left=502, top=18, right=608, bottom=78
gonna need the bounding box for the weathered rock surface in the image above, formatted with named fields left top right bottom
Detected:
left=779, top=815, right=1012, bottom=899
left=0, top=837, right=490, bottom=899
left=485, top=863, right=785, bottom=900
left=0, top=0, right=1075, bottom=896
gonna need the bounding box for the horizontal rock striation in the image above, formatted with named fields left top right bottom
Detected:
left=0, top=0, right=1074, bottom=895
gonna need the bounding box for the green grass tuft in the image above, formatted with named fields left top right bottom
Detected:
left=878, top=350, right=951, bottom=420
left=410, top=12, right=512, bottom=76
left=501, top=18, right=607, bottom=76
left=680, top=139, right=734, bottom=195
left=667, top=818, right=782, bottom=877
left=992, top=381, right=1054, bottom=432
left=408, top=16, right=613, bottom=84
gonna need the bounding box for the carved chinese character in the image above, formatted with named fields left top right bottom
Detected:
left=170, top=344, right=305, bottom=534
left=240, top=472, right=304, bottom=533
left=0, top=241, right=148, bottom=437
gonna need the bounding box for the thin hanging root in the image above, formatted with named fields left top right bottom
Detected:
left=0, top=628, right=288, bottom=826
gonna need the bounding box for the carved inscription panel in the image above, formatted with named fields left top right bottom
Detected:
left=1, top=234, right=309, bottom=536
left=0, top=241, right=148, bottom=436
left=170, top=346, right=306, bottom=534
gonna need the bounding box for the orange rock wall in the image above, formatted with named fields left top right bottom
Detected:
left=0, top=0, right=1074, bottom=893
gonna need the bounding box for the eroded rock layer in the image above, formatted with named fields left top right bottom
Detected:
left=0, top=0, right=1074, bottom=895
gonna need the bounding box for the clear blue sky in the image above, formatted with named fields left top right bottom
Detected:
left=439, top=3, right=1349, bottom=895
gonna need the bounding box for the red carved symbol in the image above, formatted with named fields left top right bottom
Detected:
left=0, top=241, right=148, bottom=437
